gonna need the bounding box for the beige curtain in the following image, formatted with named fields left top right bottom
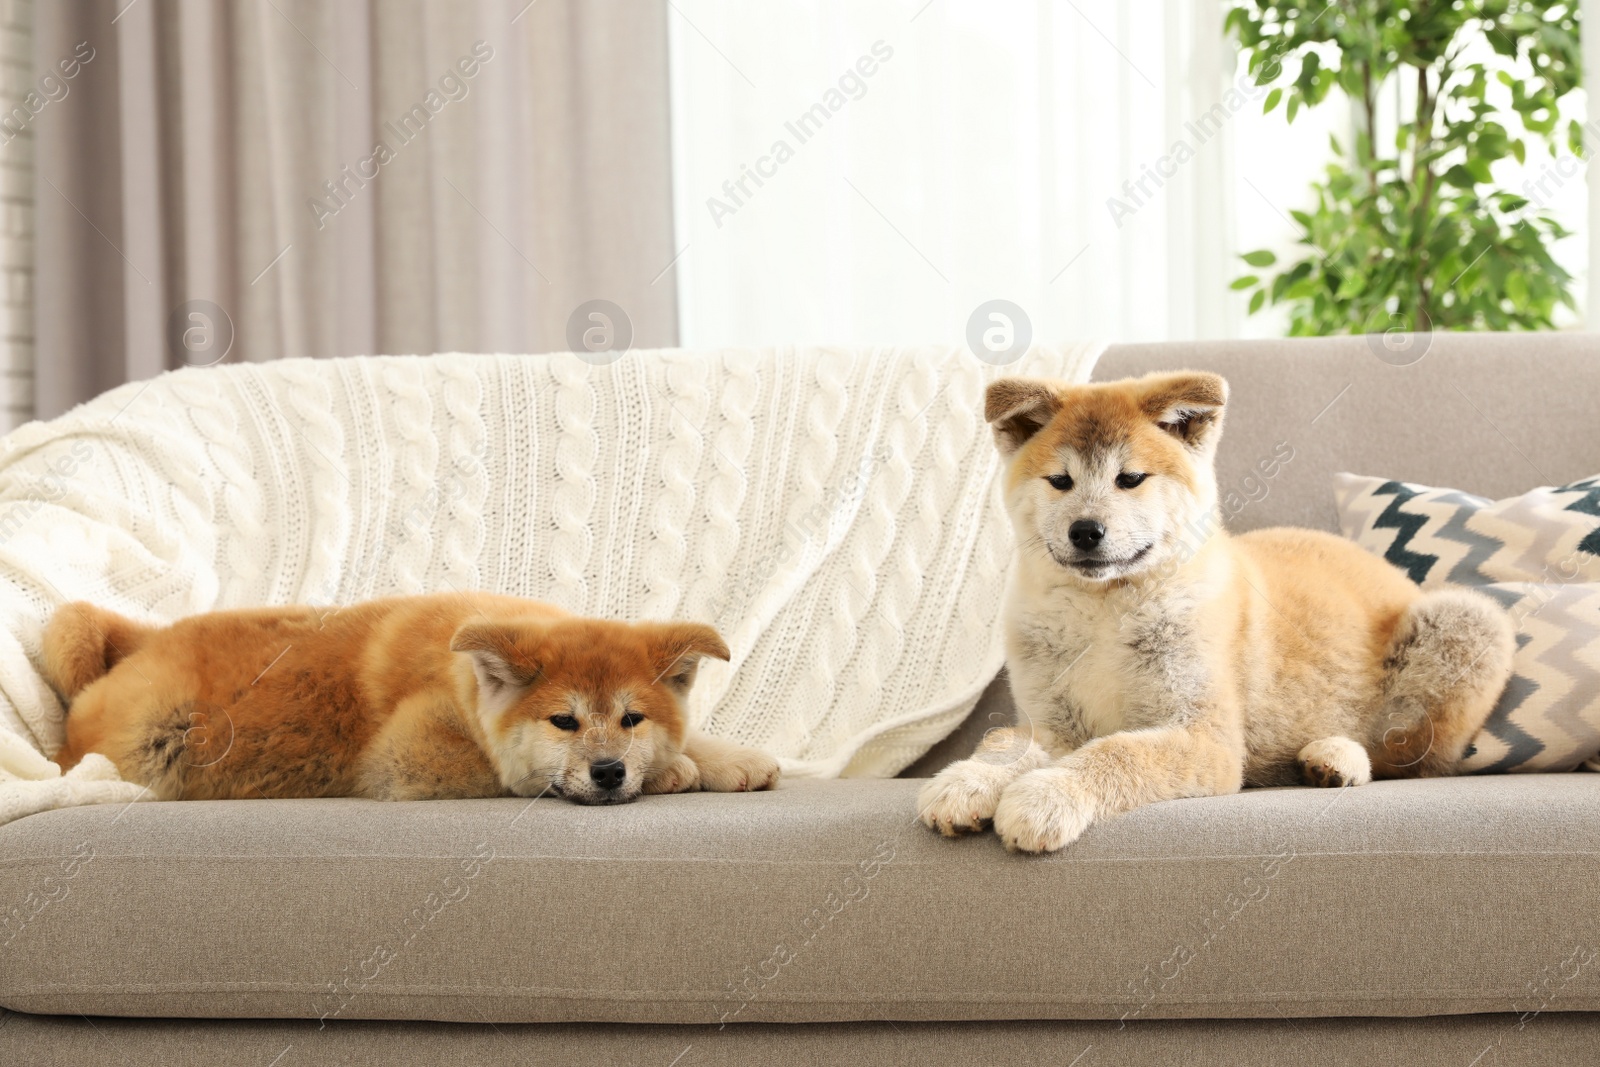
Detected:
left=33, top=0, right=679, bottom=419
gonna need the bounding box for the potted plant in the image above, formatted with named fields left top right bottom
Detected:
left=1227, top=0, right=1581, bottom=334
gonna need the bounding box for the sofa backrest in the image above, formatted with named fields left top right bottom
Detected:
left=1094, top=332, right=1600, bottom=533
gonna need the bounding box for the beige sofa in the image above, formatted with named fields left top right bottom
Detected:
left=3, top=333, right=1598, bottom=1065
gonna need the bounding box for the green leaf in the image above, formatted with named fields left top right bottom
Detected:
left=1263, top=88, right=1282, bottom=114
left=1335, top=271, right=1366, bottom=299
left=1218, top=0, right=1579, bottom=334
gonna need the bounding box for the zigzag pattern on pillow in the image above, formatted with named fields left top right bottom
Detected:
left=1461, top=582, right=1600, bottom=773
left=1336, top=472, right=1600, bottom=773
left=1563, top=478, right=1600, bottom=557
left=1335, top=473, right=1600, bottom=588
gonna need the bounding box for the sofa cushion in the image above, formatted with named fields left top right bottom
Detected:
left=1456, top=581, right=1600, bottom=772
left=1333, top=471, right=1600, bottom=587
left=1333, top=471, right=1600, bottom=773
left=3, top=777, right=1600, bottom=1024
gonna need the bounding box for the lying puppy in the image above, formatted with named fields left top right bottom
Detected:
left=44, top=593, right=780, bottom=804
left=920, top=371, right=1514, bottom=853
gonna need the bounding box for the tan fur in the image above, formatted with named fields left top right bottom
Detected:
left=42, top=602, right=153, bottom=699
left=920, top=371, right=1515, bottom=852
left=43, top=593, right=780, bottom=804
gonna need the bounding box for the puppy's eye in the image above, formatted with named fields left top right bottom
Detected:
left=549, top=714, right=580, bottom=731
left=620, top=712, right=645, bottom=729
left=1045, top=472, right=1073, bottom=491
left=1115, top=472, right=1148, bottom=490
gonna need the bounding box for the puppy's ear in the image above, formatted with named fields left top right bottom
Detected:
left=1139, top=371, right=1228, bottom=450
left=984, top=378, right=1061, bottom=456
left=451, top=622, right=540, bottom=720
left=648, top=622, right=730, bottom=694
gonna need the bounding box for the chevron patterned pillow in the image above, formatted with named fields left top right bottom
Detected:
left=1453, top=581, right=1600, bottom=773
left=1334, top=472, right=1600, bottom=587
left=1334, top=472, right=1600, bottom=773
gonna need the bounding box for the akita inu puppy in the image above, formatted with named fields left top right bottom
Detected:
left=919, top=371, right=1514, bottom=853
left=44, top=593, right=780, bottom=804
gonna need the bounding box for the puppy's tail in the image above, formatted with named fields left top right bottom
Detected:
left=42, top=601, right=157, bottom=701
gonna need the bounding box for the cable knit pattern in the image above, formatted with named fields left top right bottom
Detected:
left=169, top=369, right=263, bottom=609
left=777, top=351, right=856, bottom=741
left=688, top=352, right=756, bottom=625
left=0, top=345, right=1101, bottom=824
left=639, top=352, right=705, bottom=621
left=435, top=358, right=488, bottom=592
left=381, top=362, right=437, bottom=596
left=270, top=359, right=353, bottom=605
left=547, top=357, right=599, bottom=612
left=829, top=352, right=925, bottom=755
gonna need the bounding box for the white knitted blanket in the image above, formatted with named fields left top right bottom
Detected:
left=0, top=346, right=1100, bottom=825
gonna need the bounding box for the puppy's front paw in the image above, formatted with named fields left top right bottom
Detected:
left=992, top=769, right=1094, bottom=853
left=1297, top=736, right=1372, bottom=788
left=696, top=745, right=780, bottom=793
left=644, top=753, right=702, bottom=794
left=918, top=758, right=1013, bottom=837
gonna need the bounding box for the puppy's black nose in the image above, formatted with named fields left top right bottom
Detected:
left=589, top=759, right=626, bottom=790
left=1068, top=520, right=1106, bottom=550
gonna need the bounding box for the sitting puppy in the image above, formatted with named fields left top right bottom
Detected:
left=44, top=593, right=779, bottom=804
left=920, top=371, right=1514, bottom=853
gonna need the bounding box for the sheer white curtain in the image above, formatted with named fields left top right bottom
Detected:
left=666, top=0, right=1326, bottom=348
left=669, top=0, right=1591, bottom=347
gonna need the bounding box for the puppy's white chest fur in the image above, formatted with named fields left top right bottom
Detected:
left=1005, top=565, right=1212, bottom=754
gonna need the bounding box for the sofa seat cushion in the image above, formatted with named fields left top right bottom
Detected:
left=2, top=777, right=1599, bottom=1024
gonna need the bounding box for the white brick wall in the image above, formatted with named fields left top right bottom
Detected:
left=0, top=0, right=31, bottom=430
